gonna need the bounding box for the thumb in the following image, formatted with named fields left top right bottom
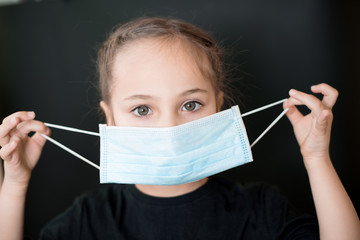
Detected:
left=31, top=130, right=50, bottom=148
left=283, top=101, right=303, bottom=127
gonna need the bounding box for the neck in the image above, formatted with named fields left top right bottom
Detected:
left=135, top=178, right=209, bottom=197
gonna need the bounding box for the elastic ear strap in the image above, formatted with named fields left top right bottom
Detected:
left=44, top=123, right=100, bottom=136
left=250, top=108, right=289, bottom=148
left=242, top=99, right=287, bottom=117
left=41, top=134, right=100, bottom=170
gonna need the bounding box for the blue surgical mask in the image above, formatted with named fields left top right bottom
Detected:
left=42, top=99, right=288, bottom=185
left=98, top=105, right=251, bottom=185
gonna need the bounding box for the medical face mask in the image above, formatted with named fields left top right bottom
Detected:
left=42, top=99, right=289, bottom=185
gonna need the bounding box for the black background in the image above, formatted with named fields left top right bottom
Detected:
left=0, top=0, right=359, bottom=238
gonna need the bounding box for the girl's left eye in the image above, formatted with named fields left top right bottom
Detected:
left=182, top=101, right=202, bottom=112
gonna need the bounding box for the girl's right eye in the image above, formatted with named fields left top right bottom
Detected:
left=132, top=105, right=152, bottom=117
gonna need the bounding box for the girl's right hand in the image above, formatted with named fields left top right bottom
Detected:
left=0, top=111, right=50, bottom=188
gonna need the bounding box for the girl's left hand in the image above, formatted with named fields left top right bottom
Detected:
left=283, top=83, right=338, bottom=164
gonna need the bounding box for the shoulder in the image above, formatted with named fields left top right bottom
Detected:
left=209, top=177, right=291, bottom=220
left=61, top=184, right=127, bottom=216
left=39, top=184, right=128, bottom=239
left=213, top=178, right=294, bottom=219
left=243, top=181, right=290, bottom=211
left=242, top=182, right=292, bottom=224
left=67, top=183, right=130, bottom=216
left=76, top=184, right=126, bottom=208
left=210, top=177, right=319, bottom=239
left=210, top=177, right=288, bottom=205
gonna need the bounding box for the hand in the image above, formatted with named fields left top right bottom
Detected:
left=0, top=112, right=50, bottom=187
left=283, top=83, right=338, bottom=164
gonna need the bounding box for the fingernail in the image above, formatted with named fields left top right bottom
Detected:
left=289, top=89, right=297, bottom=96
left=28, top=111, right=35, bottom=117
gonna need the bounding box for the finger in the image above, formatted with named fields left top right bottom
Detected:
left=283, top=100, right=304, bottom=126
left=0, top=112, right=35, bottom=143
left=16, top=120, right=50, bottom=138
left=283, top=97, right=303, bottom=108
left=0, top=139, right=18, bottom=161
left=289, top=89, right=324, bottom=117
left=311, top=83, right=339, bottom=109
left=31, top=131, right=50, bottom=148
left=0, top=117, right=17, bottom=146
left=1, top=111, right=35, bottom=126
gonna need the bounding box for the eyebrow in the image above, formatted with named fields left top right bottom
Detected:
left=123, top=88, right=208, bottom=101
left=123, top=94, right=154, bottom=101
left=181, top=88, right=208, bottom=96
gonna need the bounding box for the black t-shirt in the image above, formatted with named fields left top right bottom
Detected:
left=39, top=177, right=319, bottom=239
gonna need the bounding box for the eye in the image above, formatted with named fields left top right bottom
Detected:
left=133, top=105, right=152, bottom=117
left=182, top=101, right=202, bottom=112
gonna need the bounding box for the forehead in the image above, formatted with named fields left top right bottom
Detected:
left=110, top=38, right=214, bottom=99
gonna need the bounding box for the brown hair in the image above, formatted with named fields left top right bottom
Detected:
left=97, top=17, right=231, bottom=108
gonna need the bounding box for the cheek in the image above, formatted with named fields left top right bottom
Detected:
left=112, top=111, right=135, bottom=127
left=105, top=103, right=128, bottom=126
left=203, top=105, right=218, bottom=118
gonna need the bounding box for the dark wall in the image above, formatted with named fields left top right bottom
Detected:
left=0, top=0, right=358, bottom=238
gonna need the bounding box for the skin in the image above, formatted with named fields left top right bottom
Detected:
left=0, top=112, right=50, bottom=240
left=100, top=39, right=220, bottom=196
left=0, top=38, right=359, bottom=239
left=284, top=86, right=360, bottom=239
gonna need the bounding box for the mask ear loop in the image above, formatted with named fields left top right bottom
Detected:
left=241, top=99, right=289, bottom=148
left=249, top=108, right=289, bottom=147
left=44, top=123, right=100, bottom=136
left=41, top=123, right=100, bottom=170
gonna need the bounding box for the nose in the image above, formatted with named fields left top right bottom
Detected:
left=157, top=111, right=179, bottom=128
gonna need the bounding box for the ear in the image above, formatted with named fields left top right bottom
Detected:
left=216, top=91, right=224, bottom=111
left=100, top=101, right=115, bottom=126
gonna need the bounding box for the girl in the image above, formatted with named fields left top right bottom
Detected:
left=0, top=17, right=359, bottom=239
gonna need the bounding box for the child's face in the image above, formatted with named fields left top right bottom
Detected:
left=101, top=39, right=220, bottom=127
